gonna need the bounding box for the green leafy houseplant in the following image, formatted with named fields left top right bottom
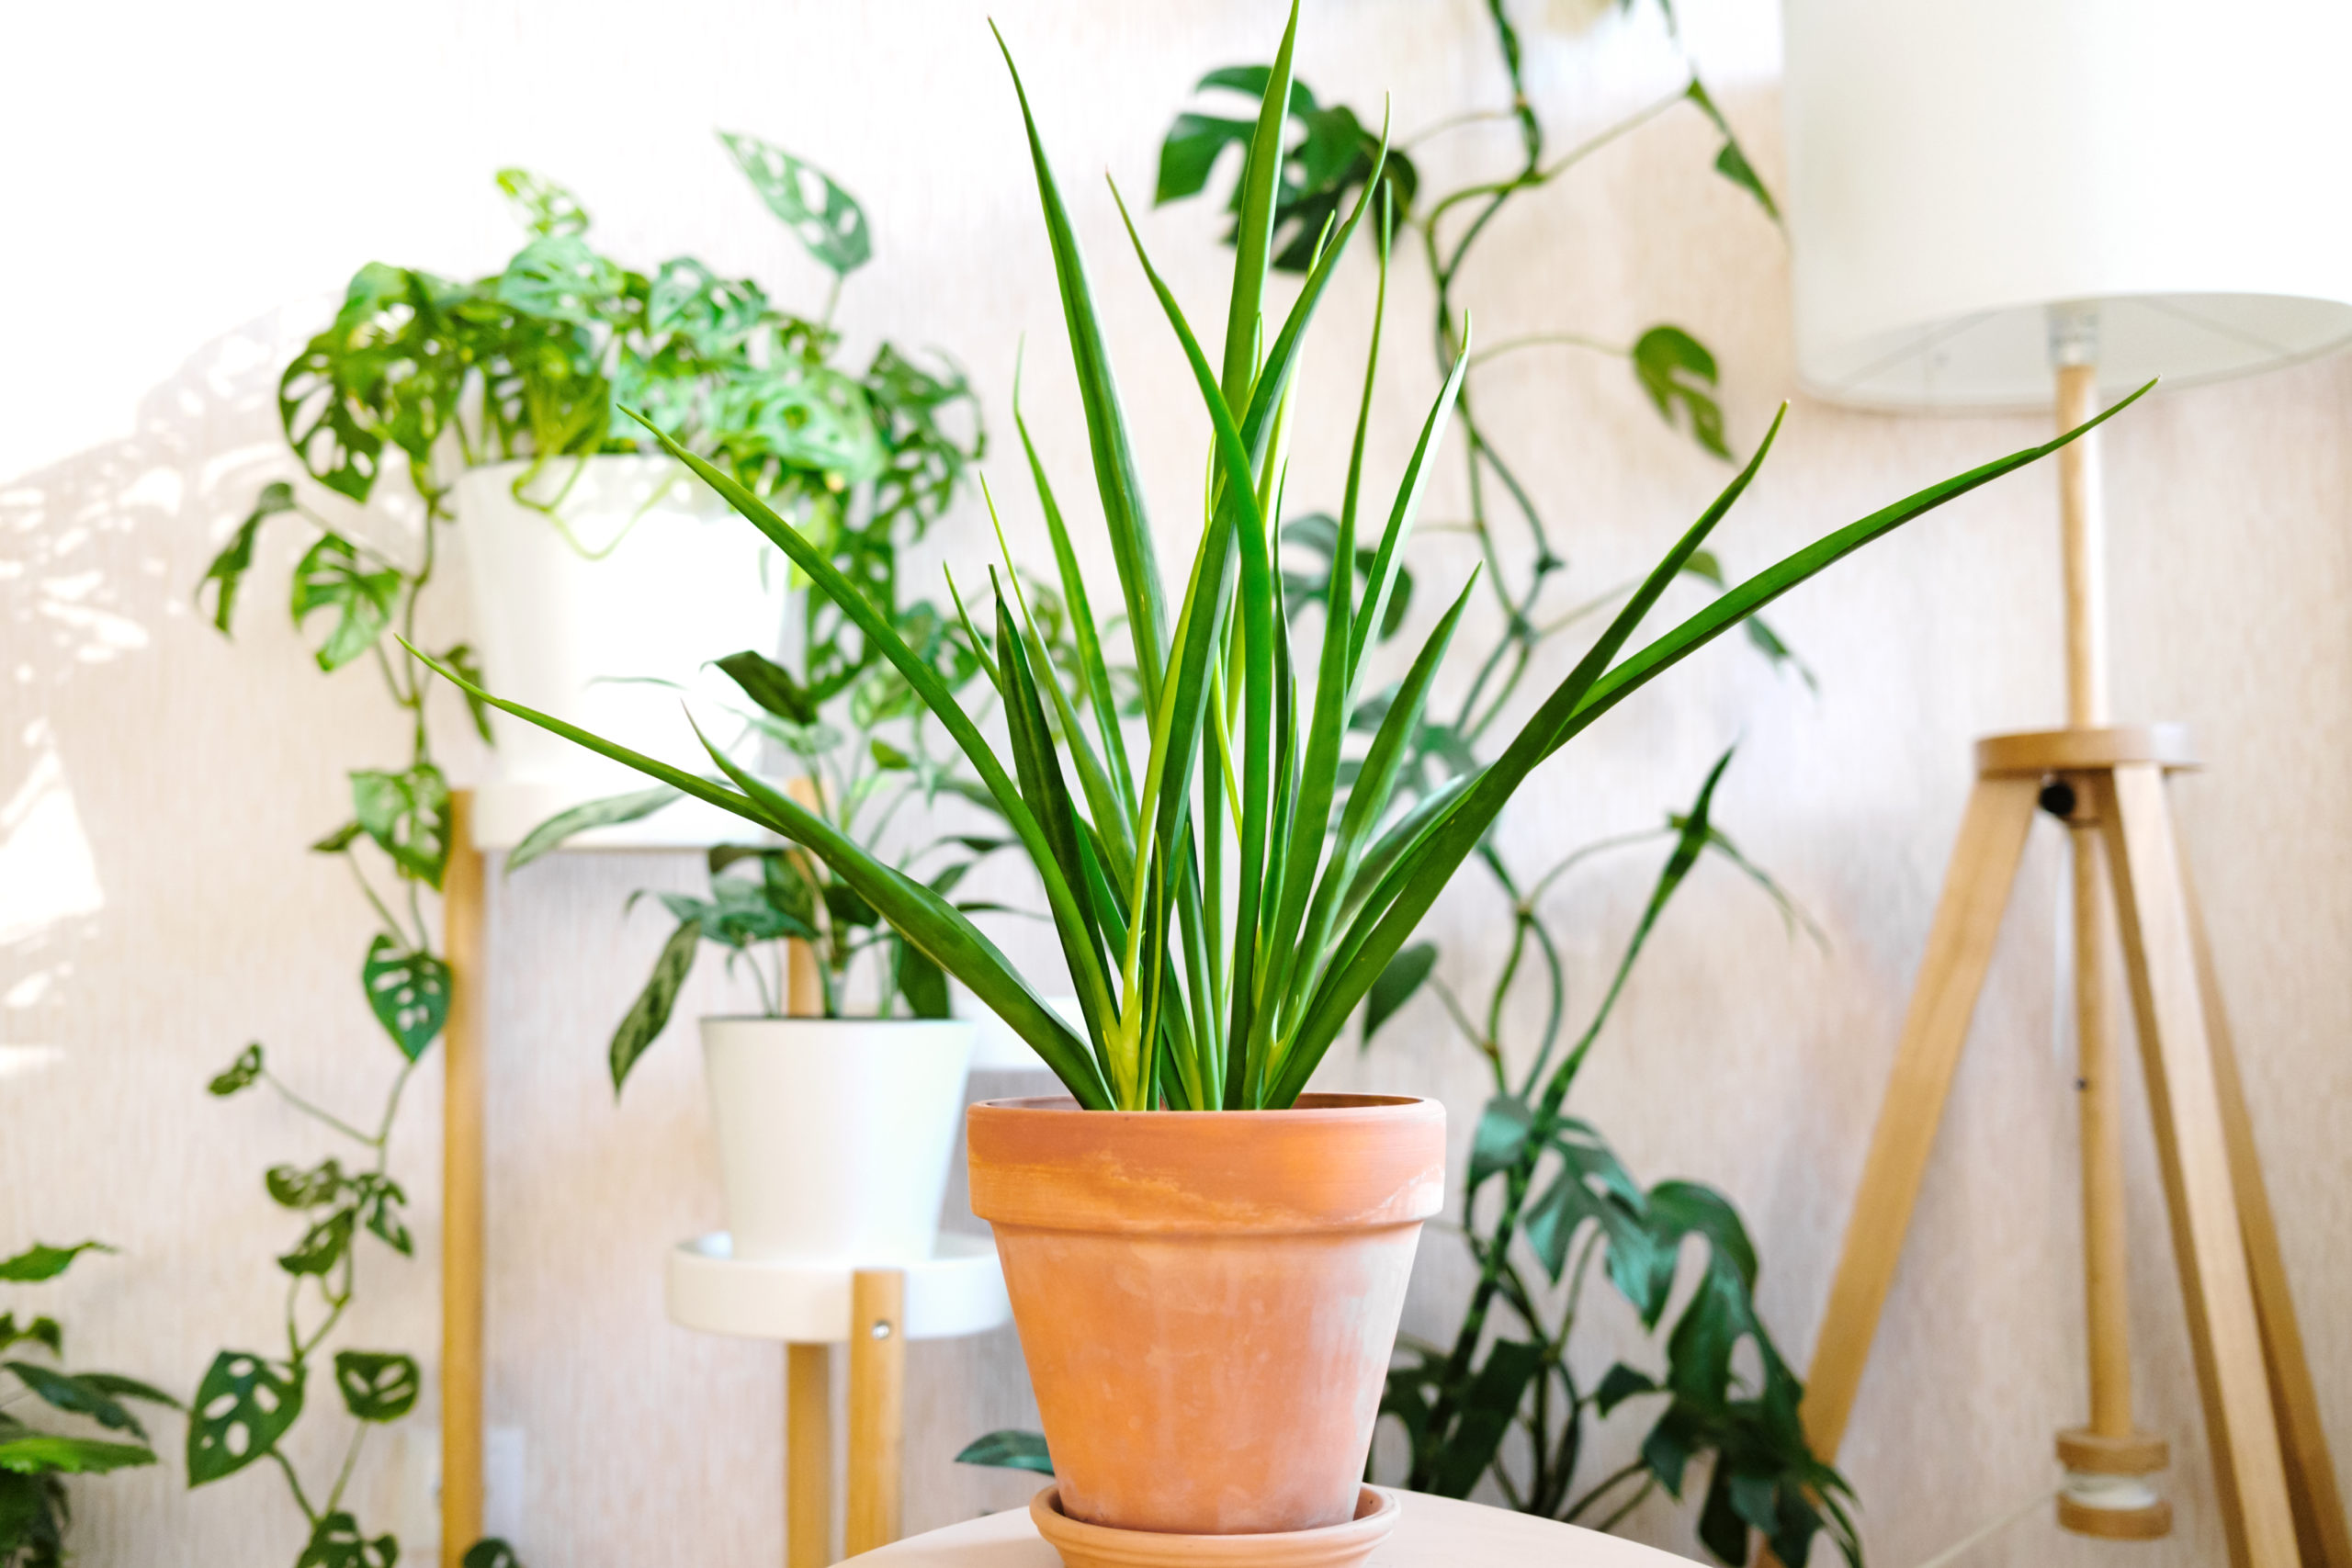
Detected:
left=193, top=132, right=931, bottom=1568
left=0, top=1241, right=181, bottom=1568
left=1130, top=9, right=1865, bottom=1562
left=514, top=621, right=1051, bottom=1092
left=408, top=5, right=2136, bottom=1551
left=414, top=9, right=2133, bottom=1119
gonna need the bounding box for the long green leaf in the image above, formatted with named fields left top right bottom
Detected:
left=401, top=638, right=1110, bottom=1105
left=1275, top=384, right=2153, bottom=1101
left=992, top=25, right=1169, bottom=707
left=1218, top=0, right=1300, bottom=406
left=617, top=417, right=1105, bottom=1032
left=1012, top=367, right=1136, bottom=818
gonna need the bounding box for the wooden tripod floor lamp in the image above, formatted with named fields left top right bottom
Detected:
left=1780, top=2, right=2352, bottom=1562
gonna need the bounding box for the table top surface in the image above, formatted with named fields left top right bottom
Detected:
left=852, top=1488, right=1695, bottom=1565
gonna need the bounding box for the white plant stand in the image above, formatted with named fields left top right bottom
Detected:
left=665, top=1234, right=1012, bottom=1566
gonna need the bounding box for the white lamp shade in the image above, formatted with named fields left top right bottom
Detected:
left=1782, top=0, right=2352, bottom=411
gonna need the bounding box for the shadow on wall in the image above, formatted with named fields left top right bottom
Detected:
left=0, top=316, right=303, bottom=1072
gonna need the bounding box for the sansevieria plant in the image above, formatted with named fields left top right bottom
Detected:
left=413, top=8, right=2143, bottom=1117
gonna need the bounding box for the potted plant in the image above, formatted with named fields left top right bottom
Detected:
left=256, top=141, right=981, bottom=847
left=510, top=610, right=1046, bottom=1263
left=413, top=7, right=2137, bottom=1550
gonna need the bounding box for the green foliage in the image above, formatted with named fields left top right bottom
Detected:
left=0, top=1245, right=168, bottom=1567
left=461, top=1540, right=524, bottom=1568
left=954, top=1428, right=1055, bottom=1475
left=419, top=6, right=2130, bottom=1134
left=332, top=1353, right=420, bottom=1423
left=0, top=1246, right=110, bottom=1286
left=187, top=1353, right=304, bottom=1485
left=198, top=128, right=972, bottom=1566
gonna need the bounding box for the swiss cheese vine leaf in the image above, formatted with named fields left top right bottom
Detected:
left=291, top=536, right=401, bottom=672
left=351, top=764, right=451, bottom=887
left=719, top=132, right=873, bottom=276
left=187, top=1352, right=304, bottom=1485
left=363, top=936, right=449, bottom=1062
left=332, top=1351, right=420, bottom=1423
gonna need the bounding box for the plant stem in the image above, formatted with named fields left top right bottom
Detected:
left=263, top=1072, right=376, bottom=1148
left=272, top=1449, right=320, bottom=1527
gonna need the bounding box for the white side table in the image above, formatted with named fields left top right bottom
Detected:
left=846, top=1489, right=1698, bottom=1565
left=667, top=1231, right=1012, bottom=1564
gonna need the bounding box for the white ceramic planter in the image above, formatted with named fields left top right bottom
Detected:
left=455, top=454, right=786, bottom=850
left=699, top=1016, right=975, bottom=1263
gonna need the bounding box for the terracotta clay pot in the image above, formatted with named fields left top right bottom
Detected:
left=967, top=1094, right=1445, bottom=1536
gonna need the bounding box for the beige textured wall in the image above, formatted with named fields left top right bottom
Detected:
left=3, top=3, right=2346, bottom=1565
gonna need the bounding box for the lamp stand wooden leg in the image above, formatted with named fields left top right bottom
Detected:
left=1797, top=775, right=2042, bottom=1457
left=2095, top=764, right=2299, bottom=1568
left=787, top=1343, right=832, bottom=1568
left=846, top=1269, right=906, bottom=1557
left=441, top=792, right=486, bottom=1568
left=2177, top=842, right=2352, bottom=1568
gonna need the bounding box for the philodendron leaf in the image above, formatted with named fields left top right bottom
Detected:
left=719, top=132, right=872, bottom=276
left=0, top=1435, right=154, bottom=1475
left=187, top=1351, right=304, bottom=1484
left=291, top=535, right=401, bottom=672
left=266, top=1157, right=347, bottom=1210
left=356, top=1176, right=413, bottom=1257
left=1594, top=1361, right=1662, bottom=1416
left=463, top=1539, right=525, bottom=1568
left=1684, top=77, right=1781, bottom=223
left=508, top=784, right=678, bottom=873
left=200, top=481, right=295, bottom=635
left=363, top=936, right=450, bottom=1061
left=1427, top=1337, right=1544, bottom=1499
left=4, top=1362, right=145, bottom=1438
left=1632, top=327, right=1727, bottom=460
left=74, top=1373, right=182, bottom=1413
left=1362, top=941, right=1436, bottom=1044
left=208, top=1043, right=264, bottom=1097
left=277, top=1208, right=356, bottom=1277
left=498, top=233, right=628, bottom=327
left=496, top=167, right=590, bottom=238
left=0, top=1314, right=62, bottom=1356
left=715, top=649, right=816, bottom=725
left=1465, top=1094, right=1534, bottom=1190
left=352, top=763, right=451, bottom=887
left=0, top=1242, right=113, bottom=1284
left=333, top=1351, right=420, bottom=1423
left=954, top=1429, right=1054, bottom=1475
left=610, top=920, right=701, bottom=1094
left=297, top=1512, right=400, bottom=1568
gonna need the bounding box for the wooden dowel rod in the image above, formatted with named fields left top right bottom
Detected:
left=2098, top=766, right=2297, bottom=1568
left=786, top=776, right=822, bottom=1018
left=846, top=1269, right=906, bottom=1557
left=786, top=1343, right=832, bottom=1568
left=2055, top=358, right=2109, bottom=728
left=2071, top=822, right=2135, bottom=1438
left=441, top=791, right=486, bottom=1567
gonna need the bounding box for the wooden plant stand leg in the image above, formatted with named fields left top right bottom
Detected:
left=2095, top=765, right=2298, bottom=1568
left=2177, top=854, right=2352, bottom=1568
left=847, top=1269, right=907, bottom=1557
left=787, top=1344, right=831, bottom=1568
left=442, top=791, right=487, bottom=1568
left=1798, top=775, right=2042, bottom=1458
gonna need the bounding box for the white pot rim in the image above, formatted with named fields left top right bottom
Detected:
left=698, top=1015, right=977, bottom=1034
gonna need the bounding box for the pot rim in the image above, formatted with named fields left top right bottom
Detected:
left=971, top=1092, right=1433, bottom=1120
left=699, top=1014, right=976, bottom=1029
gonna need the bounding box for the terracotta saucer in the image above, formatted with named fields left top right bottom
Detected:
left=1029, top=1485, right=1401, bottom=1568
